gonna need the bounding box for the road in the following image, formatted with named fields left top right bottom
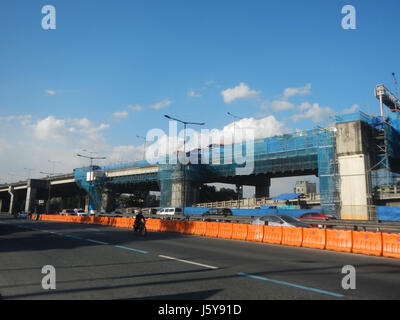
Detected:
left=1, top=215, right=400, bottom=301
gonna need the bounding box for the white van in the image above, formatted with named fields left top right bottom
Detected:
left=156, top=207, right=183, bottom=215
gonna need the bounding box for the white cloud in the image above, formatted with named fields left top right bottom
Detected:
left=149, top=99, right=174, bottom=110
left=188, top=89, right=202, bottom=98
left=107, top=145, right=144, bottom=163
left=282, top=83, right=311, bottom=100
left=128, top=104, right=144, bottom=111
left=263, top=100, right=295, bottom=112
left=32, top=116, right=67, bottom=141
left=0, top=115, right=114, bottom=180
left=45, top=90, right=56, bottom=96
left=221, top=82, right=260, bottom=104
left=341, top=104, right=359, bottom=114
left=124, top=99, right=173, bottom=115
left=291, top=103, right=335, bottom=123
left=112, top=110, right=129, bottom=118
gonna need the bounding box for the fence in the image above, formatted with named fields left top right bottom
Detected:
left=36, top=214, right=400, bottom=260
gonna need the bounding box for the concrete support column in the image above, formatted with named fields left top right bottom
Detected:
left=8, top=186, right=16, bottom=215
left=144, top=191, right=150, bottom=207
left=0, top=199, right=3, bottom=213
left=255, top=177, right=271, bottom=198
left=101, top=190, right=115, bottom=213
left=61, top=197, right=69, bottom=211
left=336, top=121, right=375, bottom=220
left=25, top=186, right=37, bottom=213
left=84, top=195, right=90, bottom=213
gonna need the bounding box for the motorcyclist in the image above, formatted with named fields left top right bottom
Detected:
left=134, top=209, right=146, bottom=232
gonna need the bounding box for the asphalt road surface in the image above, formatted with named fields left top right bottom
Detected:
left=1, top=215, right=400, bottom=301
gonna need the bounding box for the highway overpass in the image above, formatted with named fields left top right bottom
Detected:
left=1, top=112, right=400, bottom=220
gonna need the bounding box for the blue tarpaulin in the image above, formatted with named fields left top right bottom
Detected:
left=271, top=193, right=303, bottom=201
left=376, top=206, right=400, bottom=221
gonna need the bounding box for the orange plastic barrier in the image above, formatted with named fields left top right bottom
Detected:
left=302, top=228, right=326, bottom=250
left=282, top=227, right=303, bottom=247
left=326, top=229, right=353, bottom=253
left=352, top=231, right=382, bottom=257
left=145, top=219, right=161, bottom=231
left=231, top=224, right=248, bottom=240
left=114, top=217, right=130, bottom=228
left=263, top=226, right=282, bottom=245
left=159, top=220, right=178, bottom=233
left=181, top=221, right=195, bottom=235
left=246, top=225, right=264, bottom=242
left=93, top=217, right=102, bottom=224
left=173, top=221, right=185, bottom=234
left=205, top=222, right=219, bottom=238
left=218, top=223, right=233, bottom=239
left=382, top=233, right=400, bottom=259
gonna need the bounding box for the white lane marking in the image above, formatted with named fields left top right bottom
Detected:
left=237, top=272, right=344, bottom=298
left=158, top=255, right=218, bottom=270
left=86, top=239, right=109, bottom=245
left=115, top=245, right=148, bottom=254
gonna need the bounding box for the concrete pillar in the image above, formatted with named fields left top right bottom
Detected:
left=101, top=190, right=115, bottom=213
left=336, top=121, right=375, bottom=220
left=8, top=186, right=16, bottom=215
left=84, top=195, right=90, bottom=212
left=255, top=177, right=271, bottom=198
left=25, top=187, right=37, bottom=213
left=58, top=197, right=68, bottom=212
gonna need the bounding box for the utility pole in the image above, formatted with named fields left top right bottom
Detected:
left=164, top=115, right=205, bottom=215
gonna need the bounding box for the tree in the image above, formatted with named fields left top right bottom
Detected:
left=199, top=185, right=238, bottom=202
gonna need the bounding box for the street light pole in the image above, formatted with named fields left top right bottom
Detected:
left=136, top=135, right=147, bottom=161
left=76, top=151, right=106, bottom=214
left=24, top=168, right=35, bottom=180
left=164, top=115, right=205, bottom=215
left=227, top=112, right=243, bottom=144
left=40, top=171, right=63, bottom=214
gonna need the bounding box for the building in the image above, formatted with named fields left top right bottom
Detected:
left=294, top=181, right=317, bottom=195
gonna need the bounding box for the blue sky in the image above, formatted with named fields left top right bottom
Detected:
left=0, top=0, right=399, bottom=193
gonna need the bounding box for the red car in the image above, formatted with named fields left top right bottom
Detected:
left=296, top=212, right=336, bottom=228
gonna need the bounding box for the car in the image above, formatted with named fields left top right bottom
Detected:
left=202, top=208, right=233, bottom=217
left=251, top=214, right=311, bottom=228
left=296, top=212, right=336, bottom=228
left=16, top=211, right=28, bottom=219
left=60, top=209, right=76, bottom=216
left=147, top=208, right=157, bottom=215
left=75, top=209, right=88, bottom=217
left=156, top=207, right=183, bottom=215
left=110, top=210, right=123, bottom=217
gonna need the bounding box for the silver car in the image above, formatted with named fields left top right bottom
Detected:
left=252, top=214, right=311, bottom=228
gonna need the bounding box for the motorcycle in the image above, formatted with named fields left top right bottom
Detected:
left=133, top=220, right=147, bottom=236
